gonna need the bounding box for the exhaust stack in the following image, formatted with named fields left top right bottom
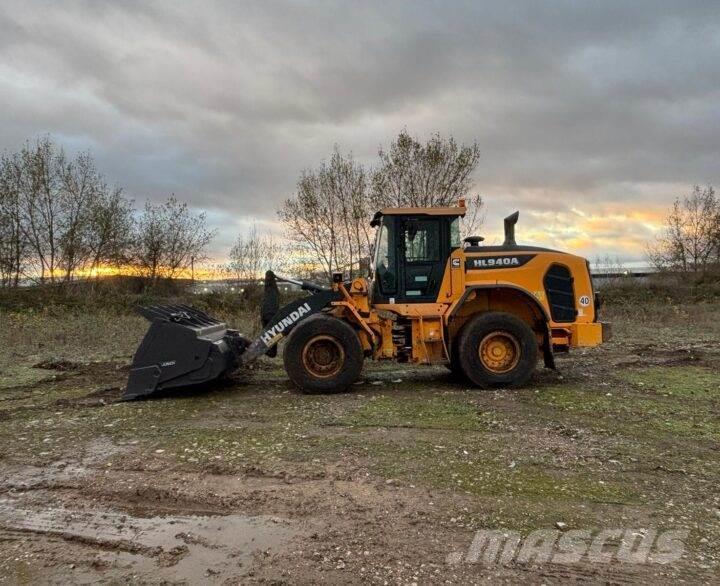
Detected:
left=503, top=211, right=519, bottom=247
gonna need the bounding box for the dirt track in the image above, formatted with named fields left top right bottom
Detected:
left=0, top=304, right=719, bottom=584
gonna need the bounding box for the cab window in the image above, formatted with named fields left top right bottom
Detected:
left=450, top=217, right=461, bottom=248
left=403, top=221, right=440, bottom=262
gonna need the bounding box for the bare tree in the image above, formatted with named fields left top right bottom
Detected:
left=0, top=138, right=222, bottom=286
left=459, top=194, right=485, bottom=238
left=0, top=154, right=26, bottom=286
left=278, top=148, right=371, bottom=279
left=228, top=223, right=286, bottom=282
left=0, top=207, right=18, bottom=286
left=0, top=137, right=134, bottom=285
left=279, top=132, right=485, bottom=279
left=86, top=185, right=134, bottom=276
left=0, top=138, right=74, bottom=283
left=371, top=129, right=484, bottom=235
left=325, top=149, right=374, bottom=276
left=132, top=197, right=216, bottom=280
left=278, top=170, right=341, bottom=280
left=16, top=138, right=65, bottom=282
left=647, top=185, right=720, bottom=275
left=57, top=151, right=103, bottom=281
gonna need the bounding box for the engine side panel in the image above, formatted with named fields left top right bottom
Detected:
left=370, top=245, right=600, bottom=359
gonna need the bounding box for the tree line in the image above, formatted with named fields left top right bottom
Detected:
left=1, top=131, right=484, bottom=287
left=271, top=133, right=720, bottom=280
left=0, top=137, right=214, bottom=287
left=6, top=132, right=713, bottom=289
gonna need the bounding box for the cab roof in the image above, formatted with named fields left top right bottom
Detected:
left=370, top=205, right=466, bottom=227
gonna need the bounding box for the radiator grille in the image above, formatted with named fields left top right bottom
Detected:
left=544, top=264, right=576, bottom=322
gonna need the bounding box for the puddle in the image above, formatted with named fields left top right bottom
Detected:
left=0, top=462, right=89, bottom=492
left=0, top=437, right=128, bottom=492
left=0, top=499, right=297, bottom=582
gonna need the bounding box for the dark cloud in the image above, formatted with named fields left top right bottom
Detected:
left=1, top=1, right=719, bottom=259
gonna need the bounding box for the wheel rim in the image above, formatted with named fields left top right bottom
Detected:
left=302, top=335, right=345, bottom=378
left=478, top=331, right=520, bottom=374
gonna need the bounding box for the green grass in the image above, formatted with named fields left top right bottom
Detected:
left=339, top=393, right=487, bottom=430
left=362, top=435, right=633, bottom=502
left=534, top=366, right=720, bottom=441
left=0, top=310, right=148, bottom=369
left=619, top=366, right=720, bottom=398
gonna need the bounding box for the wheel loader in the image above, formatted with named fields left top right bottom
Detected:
left=123, top=201, right=609, bottom=399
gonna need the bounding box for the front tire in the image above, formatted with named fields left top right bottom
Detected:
left=283, top=315, right=364, bottom=394
left=457, top=312, right=538, bottom=388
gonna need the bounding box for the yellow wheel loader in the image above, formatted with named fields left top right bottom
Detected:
left=123, top=202, right=609, bottom=399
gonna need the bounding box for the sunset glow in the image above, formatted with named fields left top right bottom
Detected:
left=64, top=265, right=232, bottom=282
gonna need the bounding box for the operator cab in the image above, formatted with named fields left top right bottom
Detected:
left=370, top=205, right=466, bottom=303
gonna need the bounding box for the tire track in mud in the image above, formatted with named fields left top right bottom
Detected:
left=0, top=500, right=299, bottom=582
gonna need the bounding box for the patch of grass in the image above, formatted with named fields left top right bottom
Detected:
left=535, top=386, right=616, bottom=413
left=601, top=278, right=720, bottom=307
left=0, top=365, right=57, bottom=389
left=340, top=393, right=486, bottom=430
left=0, top=306, right=258, bottom=378
left=0, top=310, right=148, bottom=368
left=603, top=302, right=720, bottom=345
left=360, top=435, right=634, bottom=505
left=535, top=368, right=720, bottom=441
left=148, top=426, right=298, bottom=470
left=619, top=366, right=720, bottom=399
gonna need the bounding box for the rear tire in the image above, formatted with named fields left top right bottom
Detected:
left=283, top=315, right=364, bottom=394
left=457, top=312, right=538, bottom=388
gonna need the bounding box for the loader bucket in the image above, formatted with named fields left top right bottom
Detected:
left=123, top=304, right=248, bottom=400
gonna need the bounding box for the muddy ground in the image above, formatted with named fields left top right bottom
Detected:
left=0, top=303, right=719, bottom=584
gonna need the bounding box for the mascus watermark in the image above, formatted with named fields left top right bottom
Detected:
left=447, top=528, right=688, bottom=566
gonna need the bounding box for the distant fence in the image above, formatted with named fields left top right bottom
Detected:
left=590, top=267, right=656, bottom=288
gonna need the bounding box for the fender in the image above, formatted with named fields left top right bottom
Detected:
left=446, top=284, right=555, bottom=368
left=449, top=284, right=551, bottom=322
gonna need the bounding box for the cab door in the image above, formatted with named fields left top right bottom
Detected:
left=399, top=218, right=446, bottom=302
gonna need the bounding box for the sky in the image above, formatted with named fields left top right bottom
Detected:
left=1, top=1, right=719, bottom=264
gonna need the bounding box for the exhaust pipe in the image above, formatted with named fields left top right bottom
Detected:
left=503, top=211, right=519, bottom=247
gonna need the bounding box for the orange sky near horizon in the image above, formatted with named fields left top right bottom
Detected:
left=84, top=202, right=666, bottom=280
